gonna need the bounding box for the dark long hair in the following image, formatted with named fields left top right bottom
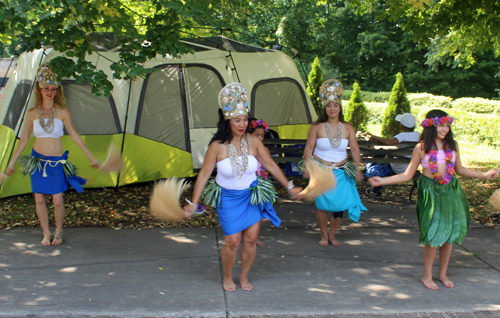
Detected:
left=210, top=109, right=236, bottom=144
left=419, top=109, right=457, bottom=153
left=313, top=102, right=345, bottom=125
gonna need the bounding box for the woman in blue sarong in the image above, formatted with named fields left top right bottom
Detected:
left=184, top=83, right=302, bottom=292
left=303, top=79, right=368, bottom=247
left=6, top=64, right=100, bottom=246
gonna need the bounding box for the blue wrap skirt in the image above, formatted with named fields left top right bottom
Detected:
left=30, top=149, right=87, bottom=195
left=314, top=168, right=368, bottom=222
left=217, top=179, right=281, bottom=236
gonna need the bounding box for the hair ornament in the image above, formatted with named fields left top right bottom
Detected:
left=249, top=119, right=269, bottom=132
left=218, top=82, right=249, bottom=120
left=37, top=64, right=60, bottom=88
left=319, top=79, right=343, bottom=107
left=421, top=116, right=454, bottom=128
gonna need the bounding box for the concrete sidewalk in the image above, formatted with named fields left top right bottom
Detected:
left=1, top=199, right=500, bottom=318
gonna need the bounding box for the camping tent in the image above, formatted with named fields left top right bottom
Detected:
left=0, top=35, right=316, bottom=198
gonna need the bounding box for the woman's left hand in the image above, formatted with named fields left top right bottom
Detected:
left=485, top=169, right=500, bottom=180
left=356, top=169, right=364, bottom=182
left=90, top=160, right=100, bottom=169
left=183, top=204, right=196, bottom=219
left=288, top=186, right=303, bottom=200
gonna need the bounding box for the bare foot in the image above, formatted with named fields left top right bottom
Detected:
left=41, top=234, right=51, bottom=246
left=51, top=231, right=63, bottom=246
left=438, top=275, right=455, bottom=288
left=421, top=277, right=439, bottom=290
left=256, top=240, right=265, bottom=247
left=223, top=278, right=236, bottom=292
left=319, top=238, right=329, bottom=247
left=329, top=238, right=341, bottom=247
left=240, top=276, right=253, bottom=291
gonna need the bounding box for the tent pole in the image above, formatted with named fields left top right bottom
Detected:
left=115, top=77, right=133, bottom=188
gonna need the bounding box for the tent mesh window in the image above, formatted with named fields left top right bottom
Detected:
left=184, top=66, right=224, bottom=129
left=62, top=82, right=121, bottom=135
left=2, top=81, right=32, bottom=130
left=252, top=79, right=312, bottom=125
left=137, top=66, right=188, bottom=151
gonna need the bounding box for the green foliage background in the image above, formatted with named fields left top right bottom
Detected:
left=381, top=73, right=411, bottom=137
left=345, top=82, right=369, bottom=132
left=306, top=57, right=324, bottom=117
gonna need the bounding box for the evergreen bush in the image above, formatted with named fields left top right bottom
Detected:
left=306, top=57, right=324, bottom=116
left=381, top=73, right=411, bottom=137
left=452, top=97, right=500, bottom=114
left=365, top=102, right=387, bottom=124
left=408, top=93, right=453, bottom=108
left=345, top=82, right=369, bottom=132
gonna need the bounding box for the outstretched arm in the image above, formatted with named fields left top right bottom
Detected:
left=302, top=124, right=318, bottom=178
left=346, top=124, right=364, bottom=181
left=454, top=145, right=499, bottom=180
left=6, top=112, right=34, bottom=175
left=188, top=142, right=218, bottom=209
left=369, top=144, right=422, bottom=187
left=61, top=108, right=99, bottom=168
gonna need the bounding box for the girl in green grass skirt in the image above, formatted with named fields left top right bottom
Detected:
left=369, top=109, right=499, bottom=290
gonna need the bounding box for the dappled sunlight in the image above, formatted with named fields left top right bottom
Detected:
left=276, top=240, right=293, bottom=246
left=24, top=296, right=51, bottom=305
left=37, top=281, right=57, bottom=287
left=344, top=240, right=364, bottom=246
left=382, top=239, right=401, bottom=243
left=163, top=235, right=198, bottom=244
left=12, top=288, right=27, bottom=292
left=362, top=284, right=392, bottom=292
left=476, top=305, right=500, bottom=311
left=394, top=229, right=410, bottom=234
left=381, top=267, right=395, bottom=272
left=371, top=306, right=384, bottom=310
left=84, top=283, right=102, bottom=287
left=393, top=293, right=411, bottom=299
left=59, top=267, right=77, bottom=273
left=9, top=242, right=62, bottom=257
left=0, top=263, right=9, bottom=267
left=0, top=295, right=13, bottom=301
left=308, top=287, right=335, bottom=294
left=350, top=268, right=371, bottom=275
left=4, top=275, right=12, bottom=279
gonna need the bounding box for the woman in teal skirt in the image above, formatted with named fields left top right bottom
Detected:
left=369, top=109, right=499, bottom=290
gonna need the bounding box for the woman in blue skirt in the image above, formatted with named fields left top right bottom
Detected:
left=303, top=79, right=367, bottom=247
left=184, top=83, right=302, bottom=292
left=370, top=109, right=499, bottom=290
left=6, top=64, right=100, bottom=246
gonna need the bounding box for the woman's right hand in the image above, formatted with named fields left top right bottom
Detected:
left=302, top=169, right=309, bottom=179
left=288, top=186, right=303, bottom=200
left=6, top=162, right=16, bottom=176
left=183, top=204, right=196, bottom=219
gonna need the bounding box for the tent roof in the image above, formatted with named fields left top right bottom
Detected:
left=87, top=33, right=275, bottom=53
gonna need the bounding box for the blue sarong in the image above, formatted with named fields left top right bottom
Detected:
left=314, top=168, right=368, bottom=222
left=217, top=179, right=281, bottom=236
left=30, top=149, right=87, bottom=194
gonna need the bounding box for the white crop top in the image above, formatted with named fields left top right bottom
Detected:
left=33, top=118, right=64, bottom=138
left=314, top=138, right=348, bottom=162
left=216, top=155, right=258, bottom=190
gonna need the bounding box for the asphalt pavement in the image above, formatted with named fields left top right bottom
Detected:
left=1, top=198, right=500, bottom=318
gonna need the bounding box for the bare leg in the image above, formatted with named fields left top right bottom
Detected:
left=438, top=242, right=454, bottom=288
left=34, top=193, right=51, bottom=246
left=221, top=232, right=241, bottom=292
left=240, top=221, right=261, bottom=291
left=422, top=244, right=439, bottom=290
left=329, top=215, right=342, bottom=247
left=316, top=209, right=329, bottom=247
left=51, top=193, right=65, bottom=246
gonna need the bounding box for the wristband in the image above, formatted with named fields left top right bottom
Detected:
left=287, top=180, right=294, bottom=191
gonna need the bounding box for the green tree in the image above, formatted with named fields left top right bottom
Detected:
left=306, top=57, right=324, bottom=116
left=381, top=73, right=411, bottom=138
left=344, top=82, right=369, bottom=132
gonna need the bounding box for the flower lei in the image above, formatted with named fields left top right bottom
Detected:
left=421, top=116, right=454, bottom=128
left=249, top=119, right=269, bottom=132
left=428, top=142, right=455, bottom=185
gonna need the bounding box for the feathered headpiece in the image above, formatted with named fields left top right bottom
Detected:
left=218, top=82, right=249, bottom=120
left=319, top=79, right=343, bottom=107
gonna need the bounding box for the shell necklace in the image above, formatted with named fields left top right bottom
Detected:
left=228, top=134, right=249, bottom=179
left=325, top=121, right=342, bottom=147
left=38, top=107, right=55, bottom=133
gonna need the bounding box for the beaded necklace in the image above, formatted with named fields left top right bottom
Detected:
left=428, top=142, right=455, bottom=185
left=228, top=134, right=249, bottom=179
left=325, top=122, right=342, bottom=147
left=38, top=107, right=55, bottom=133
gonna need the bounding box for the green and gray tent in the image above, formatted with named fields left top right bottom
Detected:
left=0, top=35, right=316, bottom=197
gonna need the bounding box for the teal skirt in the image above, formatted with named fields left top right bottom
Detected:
left=416, top=175, right=470, bottom=247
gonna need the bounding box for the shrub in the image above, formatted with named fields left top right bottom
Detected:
left=452, top=97, right=500, bottom=114
left=381, top=73, right=411, bottom=138
left=408, top=93, right=453, bottom=108
left=345, top=82, right=369, bottom=132
left=343, top=90, right=391, bottom=103
left=306, top=56, right=324, bottom=117
left=365, top=102, right=387, bottom=124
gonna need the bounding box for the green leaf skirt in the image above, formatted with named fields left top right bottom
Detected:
left=416, top=174, right=470, bottom=247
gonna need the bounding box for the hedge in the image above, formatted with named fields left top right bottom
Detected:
left=407, top=93, right=453, bottom=108
left=343, top=90, right=391, bottom=103
left=452, top=98, right=500, bottom=114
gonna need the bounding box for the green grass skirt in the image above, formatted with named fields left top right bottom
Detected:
left=416, top=174, right=470, bottom=247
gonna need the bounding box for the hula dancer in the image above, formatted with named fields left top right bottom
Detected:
left=184, top=83, right=302, bottom=292
left=303, top=79, right=368, bottom=247
left=6, top=64, right=100, bottom=246
left=369, top=109, right=499, bottom=290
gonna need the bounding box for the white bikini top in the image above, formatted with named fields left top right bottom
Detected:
left=33, top=118, right=64, bottom=138
left=314, top=138, right=349, bottom=162
left=216, top=155, right=258, bottom=190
